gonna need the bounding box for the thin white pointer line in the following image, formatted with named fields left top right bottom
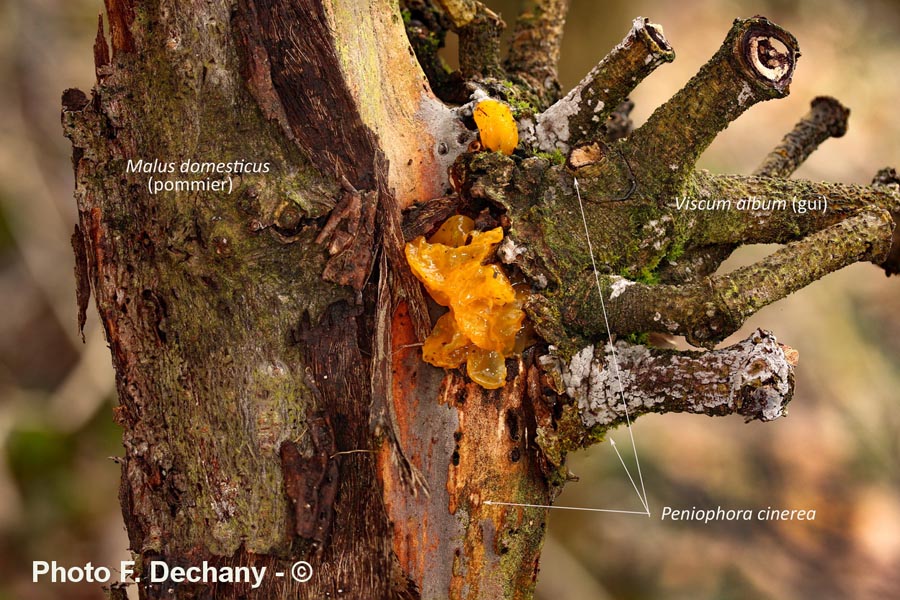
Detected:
left=610, top=440, right=647, bottom=515
left=484, top=500, right=649, bottom=515
left=573, top=177, right=650, bottom=515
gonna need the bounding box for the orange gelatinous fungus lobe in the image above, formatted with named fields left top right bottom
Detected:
left=466, top=347, right=507, bottom=390
left=449, top=266, right=516, bottom=351
left=428, top=214, right=474, bottom=247
left=404, top=237, right=453, bottom=306
left=404, top=219, right=528, bottom=390
left=490, top=302, right=526, bottom=355
left=422, top=312, right=471, bottom=368
left=473, top=99, right=519, bottom=156
left=446, top=228, right=504, bottom=268
left=405, top=226, right=502, bottom=305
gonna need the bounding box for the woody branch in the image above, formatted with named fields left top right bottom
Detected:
left=562, top=209, right=892, bottom=346
left=504, top=0, right=571, bottom=107
left=541, top=330, right=796, bottom=436
left=522, top=17, right=674, bottom=153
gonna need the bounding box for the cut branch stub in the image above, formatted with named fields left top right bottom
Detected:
left=435, top=0, right=482, bottom=26
left=505, top=0, right=571, bottom=107
left=754, top=96, right=850, bottom=178
left=872, top=166, right=900, bottom=275
left=524, top=16, right=674, bottom=154
left=624, top=16, right=800, bottom=195
left=402, top=0, right=468, bottom=104
left=542, top=329, right=795, bottom=433
left=738, top=19, right=798, bottom=91
left=437, top=0, right=506, bottom=80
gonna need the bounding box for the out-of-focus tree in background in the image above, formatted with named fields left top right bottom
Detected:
left=1, top=1, right=126, bottom=599
left=0, top=1, right=898, bottom=598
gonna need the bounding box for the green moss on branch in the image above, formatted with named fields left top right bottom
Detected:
left=688, top=171, right=900, bottom=246
left=561, top=209, right=893, bottom=345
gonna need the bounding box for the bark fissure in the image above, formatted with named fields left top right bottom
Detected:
left=238, top=0, right=381, bottom=188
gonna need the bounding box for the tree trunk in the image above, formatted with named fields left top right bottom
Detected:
left=62, top=2, right=899, bottom=599
left=64, top=1, right=544, bottom=597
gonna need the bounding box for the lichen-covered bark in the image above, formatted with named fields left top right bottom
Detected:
left=519, top=17, right=674, bottom=154
left=563, top=209, right=893, bottom=345
left=444, top=12, right=897, bottom=467
left=65, top=0, right=342, bottom=556
left=452, top=16, right=899, bottom=353
left=542, top=330, right=795, bottom=430
left=622, top=17, right=798, bottom=196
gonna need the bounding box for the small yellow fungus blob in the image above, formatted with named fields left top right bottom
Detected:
left=405, top=215, right=526, bottom=389
left=428, top=214, right=474, bottom=247
left=473, top=99, right=519, bottom=156
left=467, top=347, right=507, bottom=390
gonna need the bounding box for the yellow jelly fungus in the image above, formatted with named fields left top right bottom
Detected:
left=473, top=99, right=519, bottom=156
left=428, top=214, right=474, bottom=247
left=405, top=215, right=526, bottom=389
left=422, top=312, right=469, bottom=368
left=467, top=348, right=507, bottom=390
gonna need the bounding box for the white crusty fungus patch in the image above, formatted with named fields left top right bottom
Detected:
left=416, top=95, right=473, bottom=192
left=533, top=87, right=582, bottom=153
left=497, top=236, right=527, bottom=264
left=608, top=276, right=635, bottom=300
left=737, top=80, right=753, bottom=107
left=542, top=330, right=792, bottom=429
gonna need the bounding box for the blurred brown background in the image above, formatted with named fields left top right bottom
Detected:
left=0, top=1, right=898, bottom=599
